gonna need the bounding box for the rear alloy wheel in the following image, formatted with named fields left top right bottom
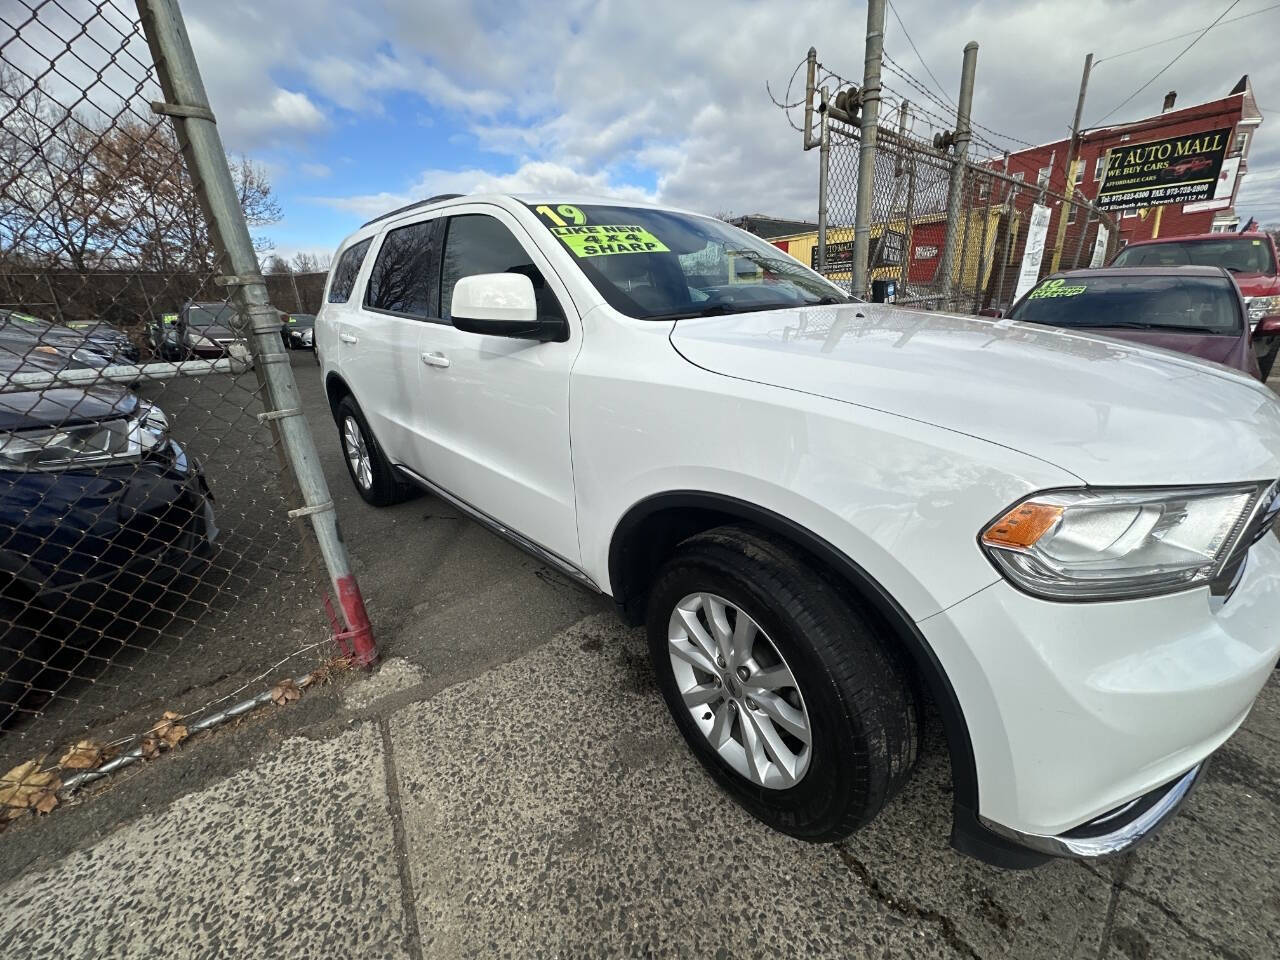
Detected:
left=334, top=395, right=412, bottom=507
left=647, top=525, right=920, bottom=841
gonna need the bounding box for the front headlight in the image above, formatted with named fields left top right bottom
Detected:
left=980, top=484, right=1272, bottom=600
left=0, top=402, right=169, bottom=471
left=1247, top=296, right=1280, bottom=326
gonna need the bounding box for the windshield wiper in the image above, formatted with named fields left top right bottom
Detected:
left=649, top=302, right=799, bottom=322
left=800, top=295, right=850, bottom=306
left=1067, top=321, right=1226, bottom=334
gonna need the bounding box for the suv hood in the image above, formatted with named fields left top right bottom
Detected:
left=670, top=303, right=1280, bottom=486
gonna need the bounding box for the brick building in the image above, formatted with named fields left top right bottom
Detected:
left=990, top=76, right=1262, bottom=246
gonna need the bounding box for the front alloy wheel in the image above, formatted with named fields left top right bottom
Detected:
left=647, top=526, right=920, bottom=842
left=668, top=592, right=811, bottom=789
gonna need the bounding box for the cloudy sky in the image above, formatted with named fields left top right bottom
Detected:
left=176, top=0, right=1279, bottom=260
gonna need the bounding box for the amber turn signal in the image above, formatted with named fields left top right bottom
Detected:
left=982, top=502, right=1064, bottom=549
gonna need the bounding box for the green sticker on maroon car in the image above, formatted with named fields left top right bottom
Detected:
left=1028, top=278, right=1088, bottom=300
left=551, top=224, right=670, bottom=258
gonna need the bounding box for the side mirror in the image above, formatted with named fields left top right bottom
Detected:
left=451, top=273, right=562, bottom=341
left=1256, top=315, right=1280, bottom=337
left=978, top=308, right=1004, bottom=318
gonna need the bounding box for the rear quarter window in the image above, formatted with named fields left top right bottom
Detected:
left=327, top=238, right=372, bottom=304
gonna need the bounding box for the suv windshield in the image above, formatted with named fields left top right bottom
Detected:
left=1010, top=274, right=1243, bottom=335
left=524, top=203, right=851, bottom=319
left=1110, top=238, right=1276, bottom=275
left=187, top=304, right=235, bottom=327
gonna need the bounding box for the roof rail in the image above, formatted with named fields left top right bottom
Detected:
left=361, top=193, right=464, bottom=228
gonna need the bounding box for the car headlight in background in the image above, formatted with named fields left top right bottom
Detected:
left=981, top=483, right=1273, bottom=600
left=188, top=332, right=218, bottom=349
left=0, top=401, right=170, bottom=471
left=1247, top=296, right=1280, bottom=327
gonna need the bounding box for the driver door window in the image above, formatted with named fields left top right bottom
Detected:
left=440, top=215, right=566, bottom=324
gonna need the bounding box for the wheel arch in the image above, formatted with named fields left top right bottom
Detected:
left=606, top=490, right=985, bottom=839
left=324, top=371, right=354, bottom=421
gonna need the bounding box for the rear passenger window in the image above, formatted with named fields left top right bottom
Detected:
left=364, top=220, right=438, bottom=318
left=440, top=215, right=565, bottom=324
left=327, top=238, right=371, bottom=303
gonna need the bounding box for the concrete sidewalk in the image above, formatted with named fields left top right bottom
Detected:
left=2, top=613, right=1277, bottom=959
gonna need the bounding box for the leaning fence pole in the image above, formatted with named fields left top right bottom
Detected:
left=137, top=0, right=376, bottom=666
left=938, top=41, right=977, bottom=310
left=850, top=0, right=885, bottom=299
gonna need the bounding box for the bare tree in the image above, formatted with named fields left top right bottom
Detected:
left=290, top=251, right=331, bottom=274
left=1, top=69, right=282, bottom=272
left=264, top=254, right=292, bottom=274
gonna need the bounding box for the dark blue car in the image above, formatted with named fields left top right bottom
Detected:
left=0, top=351, right=215, bottom=720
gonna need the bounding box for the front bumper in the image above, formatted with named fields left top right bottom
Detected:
left=921, top=529, right=1280, bottom=861
left=0, top=439, right=216, bottom=600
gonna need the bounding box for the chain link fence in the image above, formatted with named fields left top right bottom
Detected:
left=0, top=0, right=369, bottom=819
left=792, top=49, right=1119, bottom=313
left=810, top=116, right=1118, bottom=312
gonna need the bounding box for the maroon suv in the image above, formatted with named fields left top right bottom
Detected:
left=1004, top=266, right=1275, bottom=380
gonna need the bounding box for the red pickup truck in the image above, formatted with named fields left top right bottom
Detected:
left=1110, top=232, right=1280, bottom=378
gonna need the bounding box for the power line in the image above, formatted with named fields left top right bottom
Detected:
left=1094, top=2, right=1279, bottom=64
left=1089, top=0, right=1242, bottom=127
left=885, top=0, right=954, bottom=108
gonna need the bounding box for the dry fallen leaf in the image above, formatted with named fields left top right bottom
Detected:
left=148, top=711, right=189, bottom=749
left=59, top=739, right=113, bottom=770
left=139, top=737, right=161, bottom=760
left=0, top=760, right=61, bottom=815
left=271, top=678, right=301, bottom=705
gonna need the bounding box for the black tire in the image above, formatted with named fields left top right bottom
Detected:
left=1259, top=341, right=1278, bottom=382
left=646, top=525, right=919, bottom=842
left=334, top=395, right=412, bottom=507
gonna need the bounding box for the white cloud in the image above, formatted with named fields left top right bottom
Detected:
left=299, top=162, right=332, bottom=179
left=318, top=160, right=655, bottom=219
left=177, top=0, right=1278, bottom=223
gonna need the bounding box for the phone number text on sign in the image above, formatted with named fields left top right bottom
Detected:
left=552, top=225, right=670, bottom=257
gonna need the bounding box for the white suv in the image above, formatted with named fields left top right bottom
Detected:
left=317, top=194, right=1280, bottom=867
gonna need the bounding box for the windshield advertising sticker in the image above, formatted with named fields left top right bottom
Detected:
left=552, top=225, right=669, bottom=257
left=1095, top=128, right=1230, bottom=211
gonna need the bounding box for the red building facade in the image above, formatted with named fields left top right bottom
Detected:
left=989, top=76, right=1262, bottom=247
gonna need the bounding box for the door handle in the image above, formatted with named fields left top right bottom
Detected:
left=421, top=352, right=451, bottom=368
left=339, top=332, right=359, bottom=344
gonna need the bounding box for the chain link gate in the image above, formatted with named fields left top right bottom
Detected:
left=0, top=0, right=372, bottom=819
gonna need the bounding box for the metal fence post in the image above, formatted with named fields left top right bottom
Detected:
left=850, top=0, right=885, bottom=299
left=137, top=0, right=376, bottom=665
left=939, top=41, right=977, bottom=309
left=818, top=87, right=830, bottom=273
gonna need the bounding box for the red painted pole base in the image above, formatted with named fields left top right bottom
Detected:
left=325, top=575, right=378, bottom=667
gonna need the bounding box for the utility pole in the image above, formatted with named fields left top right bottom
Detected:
left=938, top=41, right=977, bottom=308
left=850, top=0, right=885, bottom=299
left=1048, top=52, right=1092, bottom=274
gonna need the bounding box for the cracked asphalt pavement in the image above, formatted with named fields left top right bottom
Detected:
left=0, top=359, right=1277, bottom=958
